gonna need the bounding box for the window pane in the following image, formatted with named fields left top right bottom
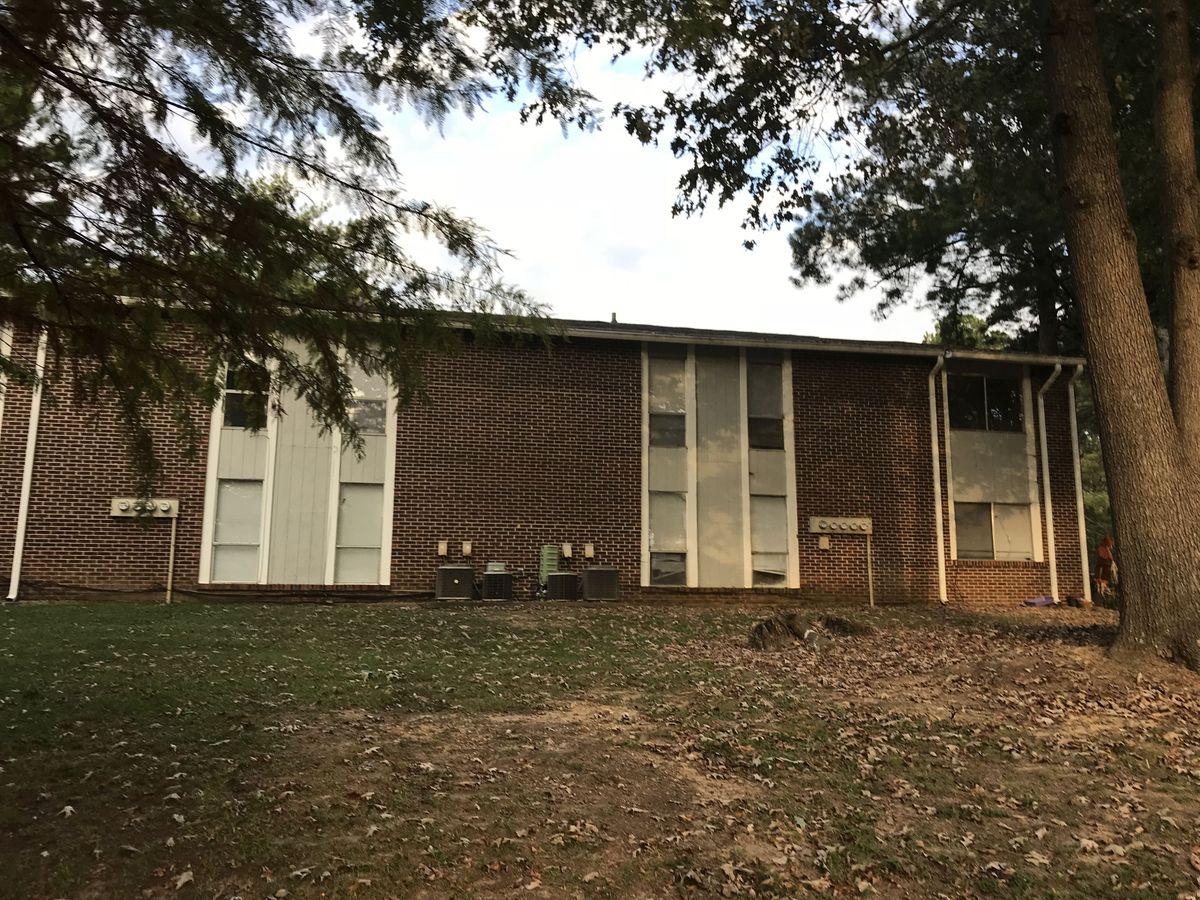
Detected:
left=214, top=480, right=262, bottom=544
left=348, top=363, right=388, bottom=401
left=948, top=374, right=986, bottom=430
left=747, top=362, right=783, bottom=418
left=350, top=399, right=387, bottom=434
left=225, top=361, right=269, bottom=393
left=955, top=502, right=994, bottom=559
left=223, top=362, right=269, bottom=429
left=335, top=547, right=381, bottom=584
left=650, top=552, right=687, bottom=586
left=222, top=393, right=268, bottom=430
left=212, top=545, right=259, bottom=582
left=993, top=503, right=1034, bottom=560
left=752, top=552, right=788, bottom=587
left=649, top=491, right=687, bottom=552
left=750, top=495, right=788, bottom=553
left=649, top=356, right=686, bottom=413
left=748, top=417, right=784, bottom=449
left=337, top=483, right=383, bottom=548
left=986, top=377, right=1024, bottom=432
left=650, top=413, right=686, bottom=447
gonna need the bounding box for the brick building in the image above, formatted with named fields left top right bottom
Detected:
left=0, top=319, right=1090, bottom=603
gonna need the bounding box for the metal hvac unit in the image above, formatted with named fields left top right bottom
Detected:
left=481, top=563, right=513, bottom=601
left=582, top=567, right=620, bottom=601
left=435, top=566, right=475, bottom=600
left=546, top=572, right=579, bottom=601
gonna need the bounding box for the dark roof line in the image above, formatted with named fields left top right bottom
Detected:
left=554, top=318, right=1087, bottom=367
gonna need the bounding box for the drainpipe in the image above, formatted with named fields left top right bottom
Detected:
left=7, top=330, right=47, bottom=601
left=1066, top=364, right=1092, bottom=605
left=1037, top=364, right=1063, bottom=602
left=928, top=353, right=948, bottom=604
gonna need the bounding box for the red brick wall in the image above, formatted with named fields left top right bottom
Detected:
left=792, top=352, right=941, bottom=603
left=942, top=371, right=1087, bottom=603
left=0, top=326, right=1086, bottom=603
left=0, top=330, right=210, bottom=597
left=389, top=336, right=642, bottom=595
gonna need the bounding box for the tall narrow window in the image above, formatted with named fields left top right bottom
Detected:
left=648, top=348, right=689, bottom=584
left=335, top=483, right=384, bottom=583
left=212, top=479, right=262, bottom=581
left=348, top=364, right=388, bottom=434
left=747, top=357, right=789, bottom=585
left=222, top=360, right=269, bottom=429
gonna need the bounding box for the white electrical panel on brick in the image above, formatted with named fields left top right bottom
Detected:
left=808, top=516, right=872, bottom=535
left=111, top=498, right=180, bottom=519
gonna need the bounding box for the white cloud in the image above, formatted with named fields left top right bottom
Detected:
left=378, top=49, right=934, bottom=342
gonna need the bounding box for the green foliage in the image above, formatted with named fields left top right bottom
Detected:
left=783, top=2, right=1170, bottom=353
left=923, top=313, right=1011, bottom=351
left=0, top=0, right=597, bottom=486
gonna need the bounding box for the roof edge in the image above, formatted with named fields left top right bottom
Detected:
left=557, top=319, right=1086, bottom=368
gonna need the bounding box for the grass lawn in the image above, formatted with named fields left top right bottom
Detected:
left=2, top=599, right=1200, bottom=899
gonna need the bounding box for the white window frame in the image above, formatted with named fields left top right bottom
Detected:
left=641, top=344, right=797, bottom=588
left=945, top=367, right=1043, bottom=562
left=200, top=355, right=395, bottom=586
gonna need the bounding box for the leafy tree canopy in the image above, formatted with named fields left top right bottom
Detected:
left=0, top=0, right=600, bottom=483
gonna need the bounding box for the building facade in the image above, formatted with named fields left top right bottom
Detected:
left=0, top=320, right=1090, bottom=603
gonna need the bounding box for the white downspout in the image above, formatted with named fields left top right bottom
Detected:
left=7, top=330, right=48, bottom=601
left=1066, top=364, right=1092, bottom=605
left=1037, top=364, right=1063, bottom=602
left=928, top=354, right=948, bottom=603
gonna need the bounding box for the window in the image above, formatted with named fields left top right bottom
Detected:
left=649, top=354, right=686, bottom=447
left=954, top=501, right=1033, bottom=560
left=222, top=361, right=269, bottom=429
left=650, top=552, right=687, bottom=586
left=948, top=374, right=1023, bottom=432
left=347, top=364, right=388, bottom=435
left=212, top=479, right=262, bottom=581
left=747, top=360, right=789, bottom=584
left=334, top=483, right=384, bottom=583
left=650, top=413, right=685, bottom=446
left=748, top=360, right=785, bottom=449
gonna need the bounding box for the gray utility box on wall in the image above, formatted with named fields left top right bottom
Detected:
left=582, top=567, right=620, bottom=601
left=546, top=572, right=579, bottom=601
left=435, top=566, right=475, bottom=600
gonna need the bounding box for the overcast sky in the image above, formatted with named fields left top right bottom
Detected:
left=377, top=56, right=934, bottom=343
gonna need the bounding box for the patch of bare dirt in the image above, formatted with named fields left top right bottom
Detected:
left=204, top=701, right=791, bottom=899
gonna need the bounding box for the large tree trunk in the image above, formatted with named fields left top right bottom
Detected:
left=1036, top=285, right=1059, bottom=354
left=1043, top=0, right=1200, bottom=666
left=1154, top=0, right=1200, bottom=458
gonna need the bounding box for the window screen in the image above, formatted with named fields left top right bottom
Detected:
left=649, top=491, right=687, bottom=552
left=752, top=553, right=788, bottom=587
left=648, top=355, right=686, bottom=413
left=212, top=479, right=262, bottom=581
left=955, top=502, right=994, bottom=559
left=335, top=483, right=383, bottom=584
left=747, top=361, right=785, bottom=450
left=222, top=361, right=269, bottom=429
left=747, top=362, right=783, bottom=418
left=993, top=503, right=1034, bottom=560
left=347, top=365, right=388, bottom=435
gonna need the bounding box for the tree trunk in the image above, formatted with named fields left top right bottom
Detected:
left=1036, top=285, right=1059, bottom=354
left=1043, top=0, right=1200, bottom=666
left=1154, top=0, right=1200, bottom=459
